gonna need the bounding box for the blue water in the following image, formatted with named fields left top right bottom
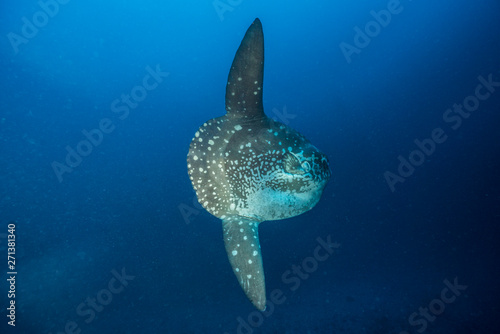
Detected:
left=1, top=0, right=499, bottom=333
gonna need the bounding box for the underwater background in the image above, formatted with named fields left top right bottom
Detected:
left=1, top=0, right=500, bottom=333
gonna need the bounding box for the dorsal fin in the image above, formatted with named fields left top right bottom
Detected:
left=225, top=18, right=265, bottom=120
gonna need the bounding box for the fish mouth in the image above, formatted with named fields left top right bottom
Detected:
left=313, top=153, right=331, bottom=181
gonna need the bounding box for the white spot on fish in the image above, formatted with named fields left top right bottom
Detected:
left=234, top=125, right=242, bottom=131
left=232, top=250, right=238, bottom=256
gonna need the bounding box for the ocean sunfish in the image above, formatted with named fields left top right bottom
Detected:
left=187, top=18, right=331, bottom=310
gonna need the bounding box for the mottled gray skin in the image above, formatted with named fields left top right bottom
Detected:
left=187, top=18, right=330, bottom=310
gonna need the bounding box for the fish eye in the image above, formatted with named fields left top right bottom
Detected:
left=301, top=161, right=311, bottom=173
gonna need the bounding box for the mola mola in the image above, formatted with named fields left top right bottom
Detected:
left=187, top=18, right=330, bottom=310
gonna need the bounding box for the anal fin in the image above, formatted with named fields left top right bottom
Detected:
left=222, top=216, right=266, bottom=310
